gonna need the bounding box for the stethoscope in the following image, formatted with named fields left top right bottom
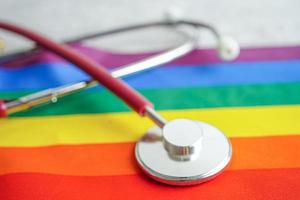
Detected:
left=0, top=19, right=240, bottom=186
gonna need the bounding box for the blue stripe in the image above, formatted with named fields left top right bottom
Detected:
left=1, top=60, right=300, bottom=90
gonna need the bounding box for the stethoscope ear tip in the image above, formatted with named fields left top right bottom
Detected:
left=217, top=36, right=240, bottom=61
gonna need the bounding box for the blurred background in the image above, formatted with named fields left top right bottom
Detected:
left=0, top=0, right=299, bottom=54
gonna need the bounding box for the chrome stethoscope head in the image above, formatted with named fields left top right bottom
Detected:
left=136, top=107, right=232, bottom=186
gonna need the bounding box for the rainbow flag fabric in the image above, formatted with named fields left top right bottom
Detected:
left=0, top=44, right=299, bottom=199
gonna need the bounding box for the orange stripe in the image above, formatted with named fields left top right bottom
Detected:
left=0, top=135, right=299, bottom=176
left=0, top=169, right=300, bottom=200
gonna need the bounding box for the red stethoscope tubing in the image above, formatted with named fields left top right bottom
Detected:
left=0, top=21, right=153, bottom=116
left=0, top=100, right=6, bottom=117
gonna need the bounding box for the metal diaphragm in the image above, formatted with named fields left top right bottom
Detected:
left=135, top=119, right=232, bottom=186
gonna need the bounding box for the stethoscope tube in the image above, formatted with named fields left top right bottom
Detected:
left=0, top=21, right=153, bottom=116
left=0, top=100, right=6, bottom=117
left=1, top=38, right=195, bottom=116
left=0, top=20, right=238, bottom=118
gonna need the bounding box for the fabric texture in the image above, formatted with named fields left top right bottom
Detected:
left=0, top=45, right=299, bottom=199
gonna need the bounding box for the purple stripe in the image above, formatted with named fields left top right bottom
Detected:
left=2, top=43, right=300, bottom=68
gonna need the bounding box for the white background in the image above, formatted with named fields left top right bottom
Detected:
left=0, top=0, right=299, bottom=53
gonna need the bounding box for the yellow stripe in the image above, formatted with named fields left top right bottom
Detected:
left=0, top=105, right=299, bottom=147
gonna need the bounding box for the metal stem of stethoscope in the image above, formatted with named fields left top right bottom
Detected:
left=144, top=106, right=167, bottom=128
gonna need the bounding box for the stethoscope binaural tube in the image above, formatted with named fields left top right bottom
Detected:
left=0, top=21, right=239, bottom=116
left=0, top=33, right=196, bottom=116
left=0, top=20, right=239, bottom=65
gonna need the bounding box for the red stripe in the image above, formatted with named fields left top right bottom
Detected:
left=0, top=169, right=299, bottom=200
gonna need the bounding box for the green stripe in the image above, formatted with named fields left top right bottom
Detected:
left=2, top=82, right=300, bottom=117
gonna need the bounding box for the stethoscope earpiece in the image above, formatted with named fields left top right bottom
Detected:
left=217, top=36, right=240, bottom=61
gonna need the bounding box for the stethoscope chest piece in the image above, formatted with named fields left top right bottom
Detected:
left=135, top=119, right=232, bottom=186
